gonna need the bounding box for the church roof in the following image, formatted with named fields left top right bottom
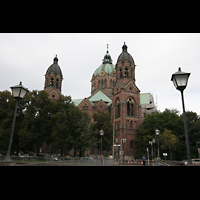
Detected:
left=93, top=46, right=116, bottom=77
left=117, top=42, right=134, bottom=64
left=93, top=63, right=116, bottom=77
left=140, top=93, right=150, bottom=104
left=140, top=93, right=155, bottom=105
left=71, top=99, right=84, bottom=106
left=71, top=91, right=112, bottom=107
left=89, top=90, right=112, bottom=104
left=46, top=55, right=63, bottom=78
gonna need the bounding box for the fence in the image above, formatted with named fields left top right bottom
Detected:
left=15, top=157, right=115, bottom=166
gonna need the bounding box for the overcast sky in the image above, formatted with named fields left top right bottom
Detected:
left=0, top=33, right=200, bottom=115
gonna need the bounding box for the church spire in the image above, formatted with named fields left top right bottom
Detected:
left=103, top=44, right=112, bottom=64
left=53, top=55, right=58, bottom=64
left=122, top=42, right=127, bottom=52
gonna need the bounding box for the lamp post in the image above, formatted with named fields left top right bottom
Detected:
left=171, top=67, right=193, bottom=166
left=3, top=82, right=28, bottom=163
left=153, top=138, right=156, bottom=159
left=195, top=142, right=200, bottom=161
left=155, top=129, right=160, bottom=160
left=149, top=140, right=153, bottom=162
left=99, top=129, right=104, bottom=157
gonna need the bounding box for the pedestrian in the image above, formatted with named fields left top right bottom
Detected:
left=142, top=155, right=146, bottom=166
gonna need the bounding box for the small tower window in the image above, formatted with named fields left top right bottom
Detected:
left=125, top=68, right=129, bottom=77
left=50, top=78, right=54, bottom=87
left=55, top=78, right=59, bottom=88
left=120, top=68, right=123, bottom=78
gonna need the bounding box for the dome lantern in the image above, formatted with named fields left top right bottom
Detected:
left=102, top=44, right=112, bottom=64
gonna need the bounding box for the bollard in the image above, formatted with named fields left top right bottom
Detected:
left=101, top=157, right=104, bottom=166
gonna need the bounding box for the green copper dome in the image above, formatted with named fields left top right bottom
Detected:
left=93, top=63, right=116, bottom=76
left=93, top=46, right=116, bottom=77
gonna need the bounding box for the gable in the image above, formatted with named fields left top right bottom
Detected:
left=124, top=81, right=140, bottom=93
left=95, top=99, right=109, bottom=109
left=78, top=98, right=94, bottom=110
left=89, top=90, right=112, bottom=104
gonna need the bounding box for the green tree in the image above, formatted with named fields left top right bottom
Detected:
left=159, top=129, right=179, bottom=160
left=74, top=112, right=97, bottom=157
left=135, top=109, right=200, bottom=160
left=18, top=90, right=53, bottom=155
left=0, top=91, right=15, bottom=153
left=0, top=90, right=25, bottom=154
left=89, top=110, right=113, bottom=153
left=183, top=111, right=200, bottom=159
left=135, top=109, right=183, bottom=160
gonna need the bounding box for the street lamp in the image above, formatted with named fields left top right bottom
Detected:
left=153, top=139, right=156, bottom=159
left=155, top=129, right=160, bottom=160
left=3, top=82, right=29, bottom=164
left=171, top=67, right=193, bottom=166
left=99, top=129, right=104, bottom=157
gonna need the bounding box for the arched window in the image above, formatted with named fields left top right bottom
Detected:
left=55, top=78, right=59, bottom=88
left=125, top=67, right=129, bottom=77
left=127, top=98, right=134, bottom=116
left=129, top=121, right=133, bottom=129
left=120, top=68, right=123, bottom=78
left=98, top=80, right=101, bottom=88
left=130, top=140, right=133, bottom=149
left=116, top=98, right=120, bottom=118
left=101, top=80, right=105, bottom=88
left=50, top=78, right=54, bottom=87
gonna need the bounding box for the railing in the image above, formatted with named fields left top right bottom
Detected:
left=15, top=158, right=115, bottom=166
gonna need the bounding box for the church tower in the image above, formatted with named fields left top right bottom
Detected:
left=44, top=55, right=63, bottom=100
left=112, top=43, right=142, bottom=158
left=91, top=45, right=116, bottom=97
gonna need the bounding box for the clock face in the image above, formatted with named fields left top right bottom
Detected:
left=100, top=71, right=105, bottom=76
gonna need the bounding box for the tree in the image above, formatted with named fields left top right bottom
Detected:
left=183, top=111, right=200, bottom=159
left=0, top=90, right=25, bottom=154
left=159, top=129, right=179, bottom=160
left=18, top=90, right=53, bottom=155
left=0, top=91, right=15, bottom=153
left=135, top=109, right=200, bottom=160
left=73, top=112, right=97, bottom=157
left=89, top=110, right=113, bottom=153
left=135, top=109, right=184, bottom=160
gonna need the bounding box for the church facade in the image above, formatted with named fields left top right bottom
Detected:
left=43, top=43, right=156, bottom=158
left=71, top=43, right=142, bottom=158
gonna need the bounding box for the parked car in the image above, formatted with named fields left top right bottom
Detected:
left=81, top=157, right=94, bottom=161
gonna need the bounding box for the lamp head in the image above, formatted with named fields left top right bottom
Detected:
left=171, top=67, right=190, bottom=91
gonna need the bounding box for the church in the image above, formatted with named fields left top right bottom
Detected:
left=43, top=43, right=156, bottom=158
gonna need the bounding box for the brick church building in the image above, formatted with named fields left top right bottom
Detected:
left=42, top=43, right=155, bottom=158
left=71, top=43, right=142, bottom=158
